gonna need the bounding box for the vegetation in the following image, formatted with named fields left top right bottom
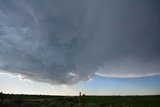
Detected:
left=0, top=93, right=160, bottom=107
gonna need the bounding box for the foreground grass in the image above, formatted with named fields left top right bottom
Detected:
left=0, top=93, right=160, bottom=107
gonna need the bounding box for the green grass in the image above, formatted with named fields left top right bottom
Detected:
left=0, top=94, right=160, bottom=107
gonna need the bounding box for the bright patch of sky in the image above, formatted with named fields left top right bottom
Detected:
left=0, top=73, right=160, bottom=95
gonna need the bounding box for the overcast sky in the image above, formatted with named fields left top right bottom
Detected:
left=0, top=0, right=160, bottom=95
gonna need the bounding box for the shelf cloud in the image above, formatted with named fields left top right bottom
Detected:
left=0, top=0, right=160, bottom=84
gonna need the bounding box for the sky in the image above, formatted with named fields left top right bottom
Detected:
left=0, top=0, right=160, bottom=95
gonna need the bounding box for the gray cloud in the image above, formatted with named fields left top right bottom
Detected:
left=0, top=0, right=160, bottom=84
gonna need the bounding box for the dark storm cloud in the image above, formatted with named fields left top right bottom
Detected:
left=0, top=0, right=160, bottom=84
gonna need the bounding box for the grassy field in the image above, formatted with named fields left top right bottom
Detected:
left=0, top=93, right=160, bottom=107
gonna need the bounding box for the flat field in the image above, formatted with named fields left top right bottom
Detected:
left=0, top=94, right=160, bottom=107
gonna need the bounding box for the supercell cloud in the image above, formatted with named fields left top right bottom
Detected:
left=0, top=0, right=160, bottom=84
